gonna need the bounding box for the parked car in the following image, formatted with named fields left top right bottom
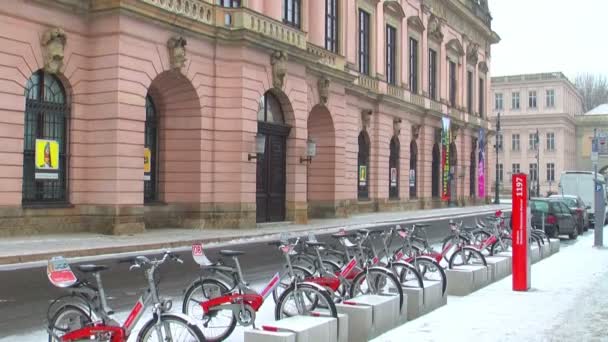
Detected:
left=530, top=198, right=578, bottom=239
left=559, top=171, right=608, bottom=226
left=549, top=194, right=590, bottom=233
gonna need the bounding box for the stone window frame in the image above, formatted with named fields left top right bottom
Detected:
left=407, top=15, right=424, bottom=94
left=477, top=61, right=488, bottom=117
left=511, top=91, right=520, bottom=110
left=383, top=2, right=404, bottom=85
left=325, top=0, right=340, bottom=53
left=495, top=92, right=503, bottom=110
left=446, top=39, right=464, bottom=107
left=546, top=89, right=555, bottom=108
left=357, top=0, right=378, bottom=77
left=427, top=40, right=440, bottom=101
left=528, top=90, right=537, bottom=109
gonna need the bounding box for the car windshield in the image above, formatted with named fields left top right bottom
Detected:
left=531, top=200, right=549, bottom=213
left=561, top=198, right=578, bottom=207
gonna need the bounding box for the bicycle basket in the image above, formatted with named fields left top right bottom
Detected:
left=47, top=256, right=77, bottom=288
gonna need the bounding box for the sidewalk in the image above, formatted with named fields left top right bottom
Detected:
left=372, top=229, right=608, bottom=342
left=0, top=204, right=507, bottom=266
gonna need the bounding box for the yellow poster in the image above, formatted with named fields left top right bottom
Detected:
left=359, top=165, right=367, bottom=184
left=35, top=139, right=59, bottom=170
left=144, top=147, right=151, bottom=174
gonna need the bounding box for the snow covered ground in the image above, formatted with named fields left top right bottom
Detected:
left=373, top=229, right=608, bottom=342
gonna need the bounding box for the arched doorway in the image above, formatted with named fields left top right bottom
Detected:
left=144, top=95, right=158, bottom=203
left=470, top=138, right=477, bottom=198
left=358, top=131, right=370, bottom=200
left=307, top=105, right=336, bottom=217
left=389, top=137, right=400, bottom=199
left=257, top=91, right=290, bottom=222
left=432, top=143, right=440, bottom=198
left=449, top=141, right=458, bottom=203
left=410, top=140, right=418, bottom=198
left=22, top=70, right=69, bottom=204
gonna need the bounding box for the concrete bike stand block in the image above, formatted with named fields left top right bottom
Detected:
left=446, top=265, right=489, bottom=296
left=496, top=252, right=513, bottom=274
left=531, top=245, right=541, bottom=264
left=312, top=311, right=349, bottom=342
left=261, top=316, right=338, bottom=342
left=336, top=302, right=373, bottom=342
left=541, top=242, right=551, bottom=258
left=485, top=256, right=510, bottom=282
left=343, top=294, right=400, bottom=339
left=401, top=282, right=424, bottom=320
left=550, top=238, right=560, bottom=254
left=245, top=330, right=296, bottom=342
left=421, top=280, right=444, bottom=314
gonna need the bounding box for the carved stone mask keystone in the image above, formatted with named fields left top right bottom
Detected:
left=318, top=77, right=330, bottom=105
left=167, top=36, right=188, bottom=69
left=271, top=51, right=288, bottom=89
left=41, top=28, right=67, bottom=74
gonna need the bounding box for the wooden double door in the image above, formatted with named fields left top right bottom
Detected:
left=256, top=122, right=290, bottom=223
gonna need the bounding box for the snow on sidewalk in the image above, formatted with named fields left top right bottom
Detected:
left=373, top=230, right=608, bottom=342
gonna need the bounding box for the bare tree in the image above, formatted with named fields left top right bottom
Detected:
left=574, top=73, right=608, bottom=112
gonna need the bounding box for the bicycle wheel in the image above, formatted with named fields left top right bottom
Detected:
left=137, top=313, right=206, bottom=342
left=440, top=235, right=471, bottom=262
left=182, top=278, right=235, bottom=342
left=273, top=265, right=313, bottom=304
left=448, top=246, right=487, bottom=268
left=275, top=282, right=337, bottom=320
left=292, top=254, right=317, bottom=272
left=48, top=304, right=92, bottom=342
left=392, top=261, right=423, bottom=288
left=408, top=257, right=447, bottom=296
left=349, top=268, right=404, bottom=311
left=490, top=237, right=513, bottom=255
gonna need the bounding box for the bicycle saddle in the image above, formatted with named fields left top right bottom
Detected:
left=358, top=228, right=383, bottom=236
left=305, top=241, right=326, bottom=248
left=219, top=250, right=245, bottom=257
left=331, top=232, right=357, bottom=239
left=413, top=223, right=430, bottom=228
left=77, top=264, right=109, bottom=273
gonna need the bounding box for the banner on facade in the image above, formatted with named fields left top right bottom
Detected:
left=390, top=167, right=397, bottom=187
left=144, top=147, right=151, bottom=181
left=409, top=169, right=416, bottom=187
left=35, top=139, right=59, bottom=180
left=478, top=128, right=486, bottom=198
left=359, top=165, right=367, bottom=186
left=441, top=117, right=451, bottom=201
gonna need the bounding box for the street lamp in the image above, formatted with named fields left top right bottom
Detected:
left=494, top=111, right=501, bottom=204
left=248, top=133, right=266, bottom=161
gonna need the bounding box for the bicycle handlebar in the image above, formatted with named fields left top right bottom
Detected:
left=119, top=251, right=182, bottom=270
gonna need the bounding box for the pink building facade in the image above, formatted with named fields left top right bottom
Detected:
left=0, top=0, right=499, bottom=235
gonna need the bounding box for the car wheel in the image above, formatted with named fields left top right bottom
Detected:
left=569, top=226, right=578, bottom=240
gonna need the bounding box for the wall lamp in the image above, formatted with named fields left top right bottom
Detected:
left=300, top=139, right=317, bottom=164
left=248, top=133, right=266, bottom=161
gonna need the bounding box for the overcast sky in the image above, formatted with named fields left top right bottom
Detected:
left=490, top=0, right=608, bottom=79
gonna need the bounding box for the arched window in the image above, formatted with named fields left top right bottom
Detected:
left=358, top=131, right=370, bottom=200
left=432, top=143, right=440, bottom=198
left=144, top=95, right=158, bottom=202
left=257, top=92, right=285, bottom=124
left=22, top=70, right=68, bottom=204
left=409, top=140, right=417, bottom=198
left=389, top=137, right=399, bottom=199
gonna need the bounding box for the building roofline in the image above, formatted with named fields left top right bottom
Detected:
left=491, top=71, right=583, bottom=105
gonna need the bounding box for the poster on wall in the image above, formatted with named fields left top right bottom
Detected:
left=441, top=117, right=451, bottom=201
left=390, top=167, right=397, bottom=187
left=359, top=165, right=367, bottom=186
left=409, top=169, right=416, bottom=187
left=35, top=139, right=59, bottom=180
left=478, top=128, right=486, bottom=198
left=144, top=147, right=151, bottom=181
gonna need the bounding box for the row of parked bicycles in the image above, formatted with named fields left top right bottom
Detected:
left=45, top=211, right=549, bottom=342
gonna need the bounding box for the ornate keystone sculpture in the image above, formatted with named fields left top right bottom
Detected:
left=361, top=109, right=372, bottom=131
left=412, top=124, right=421, bottom=139
left=318, top=76, right=330, bottom=105
left=428, top=14, right=444, bottom=42
left=393, top=118, right=402, bottom=137
left=466, top=43, right=479, bottom=65
left=271, top=50, right=288, bottom=89
left=167, top=36, right=187, bottom=69
left=41, top=28, right=67, bottom=74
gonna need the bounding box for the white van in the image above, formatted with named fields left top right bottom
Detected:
left=558, top=171, right=608, bottom=225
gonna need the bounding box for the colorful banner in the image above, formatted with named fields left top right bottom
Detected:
left=478, top=128, right=486, bottom=198
left=441, top=117, right=451, bottom=201
left=144, top=147, right=151, bottom=181
left=35, top=139, right=59, bottom=180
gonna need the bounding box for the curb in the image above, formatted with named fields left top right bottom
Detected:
left=0, top=206, right=510, bottom=266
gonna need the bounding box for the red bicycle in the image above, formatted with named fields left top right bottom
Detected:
left=46, top=252, right=205, bottom=342
left=182, top=242, right=336, bottom=342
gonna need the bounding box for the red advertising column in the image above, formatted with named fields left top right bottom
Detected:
left=512, top=173, right=531, bottom=291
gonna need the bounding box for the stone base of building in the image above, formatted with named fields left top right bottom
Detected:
left=308, top=200, right=351, bottom=219
left=143, top=202, right=256, bottom=230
